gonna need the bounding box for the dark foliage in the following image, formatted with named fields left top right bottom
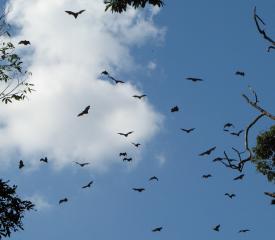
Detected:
left=0, top=179, right=34, bottom=239
left=104, top=0, right=164, bottom=13
left=252, top=125, right=275, bottom=182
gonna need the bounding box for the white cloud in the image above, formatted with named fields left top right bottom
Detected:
left=0, top=0, right=165, bottom=171
left=155, top=153, right=166, bottom=167
left=147, top=61, right=157, bottom=71
left=28, top=194, right=52, bottom=211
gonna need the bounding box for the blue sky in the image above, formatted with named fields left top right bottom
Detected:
left=1, top=0, right=275, bottom=239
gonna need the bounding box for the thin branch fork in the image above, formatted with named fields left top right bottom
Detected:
left=253, top=7, right=275, bottom=51
left=242, top=94, right=275, bottom=120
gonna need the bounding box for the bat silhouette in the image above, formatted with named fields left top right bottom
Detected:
left=119, top=152, right=127, bottom=157
left=132, top=188, right=145, bottom=192
left=268, top=46, right=275, bottom=52
left=149, top=176, right=159, bottom=181
left=75, top=161, right=90, bottom=167
left=171, top=106, right=179, bottom=112
left=19, top=160, right=24, bottom=169
left=82, top=181, right=93, bottom=189
left=18, top=40, right=31, bottom=45
left=77, top=105, right=90, bottom=117
left=239, top=229, right=250, bottom=233
left=230, top=130, right=244, bottom=136
left=202, top=174, right=212, bottom=179
left=213, top=157, right=224, bottom=162
left=40, top=157, right=48, bottom=163
left=152, top=227, right=162, bottom=232
left=185, top=77, right=203, bottom=82
left=199, top=146, right=216, bottom=156
left=123, top=157, right=132, bottom=162
left=264, top=192, right=275, bottom=198
left=59, top=198, right=68, bottom=204
left=181, top=128, right=195, bottom=133
left=235, top=71, right=245, bottom=76
left=117, top=131, right=134, bottom=137
left=224, top=123, right=234, bottom=128
left=133, top=94, right=147, bottom=99
left=65, top=10, right=85, bottom=19
left=109, top=76, right=125, bottom=84
left=213, top=224, right=220, bottom=232
left=233, top=174, right=244, bottom=180
left=225, top=193, right=236, bottom=199
left=101, top=70, right=109, bottom=75
left=132, top=143, right=141, bottom=148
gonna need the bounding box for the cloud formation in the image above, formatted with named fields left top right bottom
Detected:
left=155, top=153, right=166, bottom=167
left=28, top=194, right=52, bottom=211
left=147, top=61, right=157, bottom=71
left=0, top=0, right=164, bottom=171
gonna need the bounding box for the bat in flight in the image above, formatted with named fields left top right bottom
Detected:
left=123, top=157, right=132, bottom=162
left=202, top=174, right=212, bottom=179
left=213, top=157, right=224, bottom=162
left=225, top=193, right=236, bottom=199
left=65, top=10, right=86, bottom=19
left=82, top=181, right=93, bottom=189
left=230, top=130, right=244, bottom=136
left=59, top=198, right=68, bottom=204
left=268, top=46, right=275, bottom=52
left=198, top=146, right=216, bottom=156
left=132, top=188, right=145, bottom=192
left=133, top=94, right=147, bottom=99
left=239, top=229, right=250, bottom=233
left=149, top=176, right=159, bottom=181
left=77, top=105, right=90, bottom=117
left=75, top=161, right=90, bottom=167
left=264, top=192, right=275, bottom=198
left=132, top=143, right=141, bottom=148
left=181, top=128, right=195, bottom=133
left=19, top=160, right=24, bottom=169
left=119, top=152, right=127, bottom=157
left=171, top=106, right=179, bottom=112
left=117, top=131, right=134, bottom=137
left=235, top=71, right=245, bottom=76
left=213, top=224, right=220, bottom=232
left=40, top=157, right=48, bottom=163
left=152, top=227, right=162, bottom=232
left=101, top=70, right=109, bottom=75
left=233, top=174, right=244, bottom=180
left=109, top=76, right=125, bottom=84
left=185, top=77, right=203, bottom=82
left=18, top=40, right=31, bottom=45
left=223, top=123, right=234, bottom=128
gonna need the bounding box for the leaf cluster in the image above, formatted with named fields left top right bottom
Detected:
left=104, top=0, right=164, bottom=13
left=252, top=125, right=275, bottom=182
left=0, top=179, right=34, bottom=239
left=0, top=14, right=34, bottom=104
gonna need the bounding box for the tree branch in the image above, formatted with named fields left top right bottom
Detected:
left=242, top=94, right=275, bottom=120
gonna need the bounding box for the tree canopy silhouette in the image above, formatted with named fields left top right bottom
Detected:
left=252, top=125, right=275, bottom=182
left=0, top=13, right=34, bottom=104
left=0, top=179, right=34, bottom=239
left=104, top=0, right=164, bottom=13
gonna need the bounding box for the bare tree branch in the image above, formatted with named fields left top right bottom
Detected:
left=242, top=94, right=275, bottom=120
left=244, top=113, right=265, bottom=157
left=253, top=7, right=275, bottom=51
